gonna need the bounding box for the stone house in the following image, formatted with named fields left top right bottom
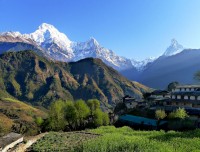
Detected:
left=170, top=85, right=200, bottom=108
left=122, top=95, right=138, bottom=109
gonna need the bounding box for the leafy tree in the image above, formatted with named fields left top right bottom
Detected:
left=155, top=109, right=167, bottom=120
left=167, top=81, right=179, bottom=91
left=93, top=109, right=103, bottom=127
left=64, top=101, right=78, bottom=130
left=47, top=100, right=66, bottom=131
left=102, top=112, right=110, bottom=125
left=35, top=117, right=44, bottom=127
left=74, top=99, right=90, bottom=128
left=168, top=108, right=188, bottom=119
left=87, top=99, right=100, bottom=115
left=45, top=99, right=109, bottom=131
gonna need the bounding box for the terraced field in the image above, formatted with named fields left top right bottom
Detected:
left=29, top=132, right=99, bottom=151
left=30, top=126, right=200, bottom=152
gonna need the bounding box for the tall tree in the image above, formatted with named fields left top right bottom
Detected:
left=93, top=109, right=103, bottom=127
left=74, top=99, right=90, bottom=128
left=102, top=112, right=110, bottom=126
left=87, top=99, right=100, bottom=115
left=48, top=100, right=66, bottom=131
left=64, top=101, right=78, bottom=130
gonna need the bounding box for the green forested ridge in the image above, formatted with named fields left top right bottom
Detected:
left=0, top=50, right=150, bottom=107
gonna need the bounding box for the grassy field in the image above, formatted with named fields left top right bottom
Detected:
left=31, top=126, right=200, bottom=152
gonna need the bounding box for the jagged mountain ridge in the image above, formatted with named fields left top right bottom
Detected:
left=0, top=23, right=133, bottom=71
left=0, top=23, right=187, bottom=72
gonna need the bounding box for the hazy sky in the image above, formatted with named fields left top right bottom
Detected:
left=1, top=0, right=200, bottom=60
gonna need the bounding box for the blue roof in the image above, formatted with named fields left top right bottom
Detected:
left=119, top=114, right=167, bottom=126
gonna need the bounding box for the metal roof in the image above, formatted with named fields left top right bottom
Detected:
left=119, top=114, right=167, bottom=127
left=176, top=85, right=200, bottom=88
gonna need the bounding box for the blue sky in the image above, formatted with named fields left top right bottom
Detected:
left=0, top=0, right=200, bottom=60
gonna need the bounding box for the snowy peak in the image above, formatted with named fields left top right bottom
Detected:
left=88, top=37, right=99, bottom=46
left=1, top=31, right=23, bottom=37
left=0, top=31, right=38, bottom=45
left=131, top=57, right=157, bottom=71
left=163, top=39, right=184, bottom=56
left=30, top=23, right=72, bottom=49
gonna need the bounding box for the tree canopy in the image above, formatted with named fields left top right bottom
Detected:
left=45, top=99, right=109, bottom=131
left=155, top=109, right=167, bottom=120
left=168, top=108, right=188, bottom=119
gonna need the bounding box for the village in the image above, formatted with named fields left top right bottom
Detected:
left=118, top=84, right=200, bottom=130
left=1, top=84, right=200, bottom=151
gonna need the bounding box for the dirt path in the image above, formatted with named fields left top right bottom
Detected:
left=12, top=133, right=48, bottom=152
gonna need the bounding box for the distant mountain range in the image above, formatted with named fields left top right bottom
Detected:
left=0, top=23, right=200, bottom=89
left=122, top=40, right=200, bottom=89
left=0, top=23, right=133, bottom=71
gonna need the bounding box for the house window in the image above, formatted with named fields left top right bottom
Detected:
left=197, top=96, right=200, bottom=100
left=175, top=89, right=179, bottom=92
left=184, top=96, right=188, bottom=100
left=177, top=95, right=181, bottom=99
left=186, top=88, right=190, bottom=91
left=190, top=96, right=195, bottom=100
left=191, top=88, right=194, bottom=91
left=172, top=95, right=176, bottom=99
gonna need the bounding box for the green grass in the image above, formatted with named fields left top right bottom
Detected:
left=30, top=132, right=99, bottom=152
left=1, top=97, right=40, bottom=112
left=31, top=126, right=200, bottom=152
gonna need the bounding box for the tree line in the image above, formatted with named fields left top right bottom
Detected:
left=36, top=99, right=110, bottom=132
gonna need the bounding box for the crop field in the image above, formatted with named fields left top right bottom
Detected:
left=29, top=132, right=99, bottom=151
left=31, top=126, right=200, bottom=152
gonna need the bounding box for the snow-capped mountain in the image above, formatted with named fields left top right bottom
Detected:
left=131, top=57, right=157, bottom=71
left=0, top=31, right=36, bottom=44
left=72, top=38, right=133, bottom=70
left=0, top=23, right=188, bottom=73
left=163, top=39, right=184, bottom=56
left=30, top=23, right=72, bottom=46
left=130, top=39, right=184, bottom=71
left=0, top=23, right=133, bottom=71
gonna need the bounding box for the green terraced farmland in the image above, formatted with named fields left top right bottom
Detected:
left=31, top=126, right=200, bottom=152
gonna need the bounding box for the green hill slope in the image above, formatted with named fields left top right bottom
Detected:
left=0, top=97, right=47, bottom=135
left=0, top=51, right=150, bottom=107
